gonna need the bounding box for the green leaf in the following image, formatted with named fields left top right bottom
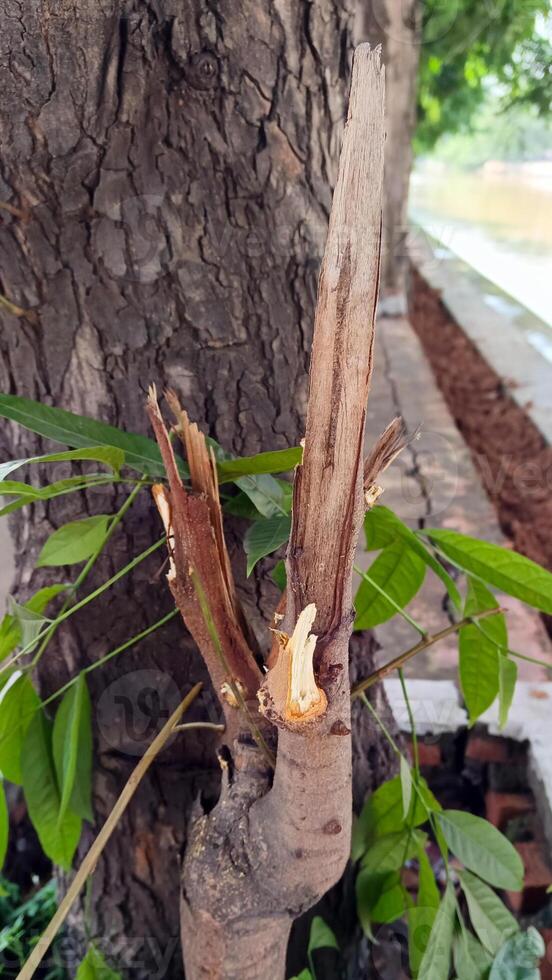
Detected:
left=400, top=756, right=413, bottom=820
left=459, top=578, right=504, bottom=723
left=0, top=586, right=66, bottom=660
left=356, top=867, right=406, bottom=932
left=21, top=710, right=81, bottom=870
left=352, top=775, right=439, bottom=860
left=26, top=584, right=69, bottom=614
left=0, top=585, right=68, bottom=664
left=0, top=479, right=42, bottom=498
left=244, top=515, right=291, bottom=576
left=364, top=507, right=396, bottom=550
left=0, top=475, right=115, bottom=518
left=288, top=972, right=312, bottom=980
left=235, top=474, right=291, bottom=518
left=0, top=393, right=167, bottom=477
left=0, top=780, right=8, bottom=870
left=437, top=810, right=523, bottom=890
left=453, top=928, right=492, bottom=980
left=408, top=846, right=440, bottom=976
left=365, top=506, right=462, bottom=609
left=223, top=492, right=263, bottom=520
left=76, top=945, right=122, bottom=979
left=489, top=927, right=544, bottom=980
left=0, top=675, right=40, bottom=783
left=426, top=528, right=552, bottom=615
left=361, top=830, right=423, bottom=875
left=271, top=560, right=287, bottom=592
left=354, top=538, right=426, bottom=630
left=53, top=675, right=93, bottom=824
left=7, top=597, right=47, bottom=653
left=458, top=870, right=519, bottom=956
left=0, top=613, right=20, bottom=661
left=417, top=881, right=456, bottom=980
left=0, top=446, right=124, bottom=481
left=217, top=447, right=301, bottom=483
left=498, top=656, right=517, bottom=729
left=308, top=916, right=339, bottom=954
left=352, top=777, right=402, bottom=858
left=37, top=515, right=111, bottom=567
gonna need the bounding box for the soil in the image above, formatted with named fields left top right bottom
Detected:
left=409, top=269, right=552, bottom=576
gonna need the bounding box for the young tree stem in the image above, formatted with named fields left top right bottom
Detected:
left=351, top=607, right=503, bottom=697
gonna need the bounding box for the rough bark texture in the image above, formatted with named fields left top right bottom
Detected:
left=0, top=3, right=396, bottom=976
left=362, top=0, right=421, bottom=310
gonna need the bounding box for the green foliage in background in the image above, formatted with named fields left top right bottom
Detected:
left=0, top=877, right=67, bottom=979
left=426, top=98, right=552, bottom=168
left=416, top=0, right=552, bottom=153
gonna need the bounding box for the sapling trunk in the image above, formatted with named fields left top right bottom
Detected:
left=149, top=44, right=385, bottom=979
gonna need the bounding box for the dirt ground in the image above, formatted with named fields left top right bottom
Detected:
left=409, top=269, right=552, bottom=577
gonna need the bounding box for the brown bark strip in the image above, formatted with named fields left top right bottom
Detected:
left=284, top=45, right=385, bottom=642
left=147, top=387, right=264, bottom=739
left=363, top=415, right=417, bottom=507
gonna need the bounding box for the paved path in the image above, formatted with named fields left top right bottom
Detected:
left=361, top=315, right=552, bottom=680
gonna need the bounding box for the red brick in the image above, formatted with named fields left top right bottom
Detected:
left=540, top=930, right=552, bottom=980
left=465, top=734, right=510, bottom=764
left=484, top=791, right=534, bottom=831
left=407, top=739, right=441, bottom=767
left=505, top=841, right=552, bottom=914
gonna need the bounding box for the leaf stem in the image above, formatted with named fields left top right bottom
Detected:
left=40, top=609, right=179, bottom=710
left=173, top=722, right=225, bottom=733
left=0, top=608, right=181, bottom=757
left=399, top=668, right=419, bottom=776
left=1, top=537, right=166, bottom=674
left=359, top=692, right=445, bottom=865
left=30, top=480, right=146, bottom=668
left=473, top=618, right=552, bottom=672
left=353, top=563, right=427, bottom=637
left=359, top=692, right=401, bottom=754
left=351, top=608, right=502, bottom=699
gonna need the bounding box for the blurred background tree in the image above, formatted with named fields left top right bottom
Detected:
left=416, top=0, right=552, bottom=154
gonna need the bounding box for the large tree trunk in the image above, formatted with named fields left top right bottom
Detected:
left=362, top=0, right=421, bottom=311
left=0, top=3, right=396, bottom=976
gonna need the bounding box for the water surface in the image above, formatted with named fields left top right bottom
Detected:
left=410, top=168, right=552, bottom=328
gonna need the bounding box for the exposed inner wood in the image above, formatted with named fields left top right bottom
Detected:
left=259, top=603, right=327, bottom=725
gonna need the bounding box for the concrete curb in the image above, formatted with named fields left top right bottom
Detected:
left=409, top=227, right=552, bottom=447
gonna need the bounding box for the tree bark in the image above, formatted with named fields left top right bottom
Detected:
left=0, top=3, right=396, bottom=976
left=361, top=0, right=421, bottom=311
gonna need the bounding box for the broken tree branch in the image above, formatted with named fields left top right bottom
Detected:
left=147, top=387, right=265, bottom=742
left=259, top=42, right=385, bottom=740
